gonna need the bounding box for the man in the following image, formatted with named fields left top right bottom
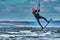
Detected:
left=32, top=8, right=52, bottom=29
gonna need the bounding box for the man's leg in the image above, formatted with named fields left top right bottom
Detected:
left=39, top=16, right=49, bottom=23
left=36, top=19, right=43, bottom=29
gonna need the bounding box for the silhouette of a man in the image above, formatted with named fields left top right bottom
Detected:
left=32, top=8, right=51, bottom=29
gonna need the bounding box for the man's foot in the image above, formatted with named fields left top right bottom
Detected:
left=48, top=19, right=52, bottom=23
left=40, top=27, right=44, bottom=31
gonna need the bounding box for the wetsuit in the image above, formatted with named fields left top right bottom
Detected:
left=32, top=8, right=49, bottom=29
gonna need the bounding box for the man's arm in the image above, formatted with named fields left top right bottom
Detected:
left=35, top=8, right=40, bottom=12
left=32, top=8, right=40, bottom=13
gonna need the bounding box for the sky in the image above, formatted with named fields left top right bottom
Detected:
left=0, top=0, right=60, bottom=21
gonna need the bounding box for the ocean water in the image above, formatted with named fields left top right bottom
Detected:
left=0, top=21, right=60, bottom=40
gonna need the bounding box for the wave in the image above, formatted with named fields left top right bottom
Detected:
left=0, top=21, right=59, bottom=28
left=0, top=31, right=52, bottom=38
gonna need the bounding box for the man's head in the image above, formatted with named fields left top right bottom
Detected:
left=32, top=8, right=40, bottom=12
left=32, top=8, right=35, bottom=12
